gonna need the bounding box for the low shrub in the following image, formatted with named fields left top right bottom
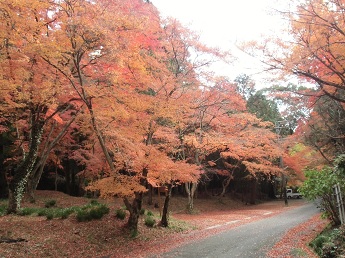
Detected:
left=146, top=210, right=154, bottom=216
left=76, top=203, right=109, bottom=222
left=312, top=235, right=328, bottom=251
left=56, top=208, right=76, bottom=219
left=144, top=216, right=156, bottom=228
left=37, top=210, right=48, bottom=217
left=18, top=207, right=75, bottom=220
left=46, top=213, right=54, bottom=220
left=18, top=207, right=41, bottom=216
left=115, top=209, right=126, bottom=220
left=76, top=209, right=92, bottom=222
left=310, top=225, right=345, bottom=257
left=0, top=205, right=7, bottom=216
left=3, top=199, right=108, bottom=221
left=130, top=229, right=138, bottom=238
left=89, top=205, right=109, bottom=220
left=89, top=199, right=100, bottom=206
left=44, top=199, right=57, bottom=208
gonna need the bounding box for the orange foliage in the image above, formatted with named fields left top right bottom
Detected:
left=0, top=0, right=295, bottom=201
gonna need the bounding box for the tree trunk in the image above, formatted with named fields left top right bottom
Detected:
left=71, top=167, right=77, bottom=196
left=185, top=182, right=197, bottom=213
left=64, top=159, right=78, bottom=196
left=282, top=175, right=288, bottom=206
left=325, top=194, right=341, bottom=225
left=26, top=176, right=37, bottom=202
left=147, top=184, right=153, bottom=205
left=87, top=105, right=115, bottom=171
left=65, top=159, right=72, bottom=195
left=183, top=143, right=200, bottom=213
left=219, top=173, right=234, bottom=198
left=0, top=134, right=9, bottom=198
left=123, top=168, right=148, bottom=233
left=0, top=171, right=8, bottom=198
left=54, top=164, right=58, bottom=191
left=123, top=193, right=143, bottom=233
left=7, top=117, right=44, bottom=214
left=26, top=115, right=76, bottom=202
left=160, top=184, right=172, bottom=227
left=26, top=155, right=48, bottom=202
left=249, top=178, right=256, bottom=205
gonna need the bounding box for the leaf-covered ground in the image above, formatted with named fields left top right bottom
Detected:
left=0, top=191, right=328, bottom=257
left=267, top=214, right=328, bottom=258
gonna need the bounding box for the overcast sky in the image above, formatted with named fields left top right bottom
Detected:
left=150, top=0, right=288, bottom=85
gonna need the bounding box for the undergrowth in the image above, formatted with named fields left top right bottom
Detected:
left=115, top=208, right=126, bottom=220
left=310, top=225, right=345, bottom=257
left=76, top=201, right=109, bottom=222
left=144, top=210, right=156, bottom=227
left=16, top=200, right=109, bottom=221
left=168, top=217, right=196, bottom=232
left=0, top=204, right=6, bottom=216
left=44, top=199, right=57, bottom=208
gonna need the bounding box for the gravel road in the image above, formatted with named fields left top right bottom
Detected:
left=155, top=202, right=320, bottom=258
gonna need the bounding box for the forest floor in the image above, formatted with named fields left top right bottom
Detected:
left=0, top=190, right=329, bottom=258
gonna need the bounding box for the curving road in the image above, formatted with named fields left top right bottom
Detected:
left=152, top=202, right=320, bottom=258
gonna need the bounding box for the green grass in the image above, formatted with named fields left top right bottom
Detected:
left=168, top=217, right=196, bottom=232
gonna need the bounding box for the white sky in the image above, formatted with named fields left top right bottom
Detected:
left=151, top=0, right=288, bottom=86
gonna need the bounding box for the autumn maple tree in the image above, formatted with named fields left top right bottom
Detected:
left=0, top=0, right=81, bottom=213
left=86, top=15, right=229, bottom=228
left=238, top=0, right=345, bottom=194
left=248, top=0, right=345, bottom=104
left=298, top=95, right=345, bottom=163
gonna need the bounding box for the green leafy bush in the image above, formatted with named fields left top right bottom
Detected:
left=44, top=199, right=57, bottom=208
left=18, top=207, right=41, bottom=216
left=144, top=216, right=156, bottom=228
left=76, top=209, right=91, bottom=222
left=37, top=210, right=48, bottom=217
left=56, top=208, right=76, bottom=219
left=300, top=165, right=344, bottom=225
left=18, top=206, right=76, bottom=220
left=130, top=229, right=138, bottom=238
left=3, top=199, right=108, bottom=221
left=146, top=210, right=154, bottom=216
left=89, top=199, right=100, bottom=206
left=310, top=226, right=345, bottom=257
left=46, top=213, right=54, bottom=220
left=115, top=209, right=126, bottom=220
left=76, top=203, right=109, bottom=222
left=89, top=205, right=109, bottom=220
left=311, top=235, right=329, bottom=254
